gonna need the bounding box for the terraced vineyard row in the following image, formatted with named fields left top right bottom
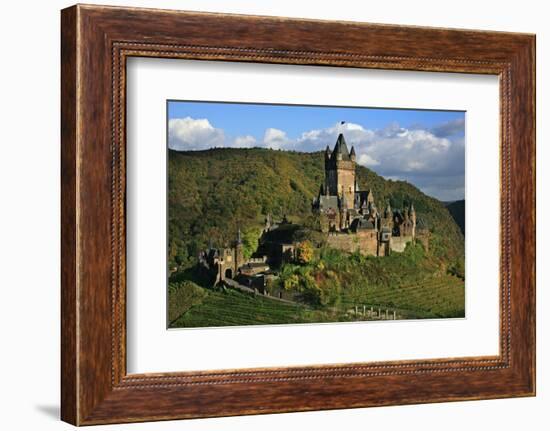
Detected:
left=171, top=289, right=314, bottom=327
left=341, top=275, right=465, bottom=318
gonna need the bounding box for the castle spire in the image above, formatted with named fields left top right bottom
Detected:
left=350, top=146, right=356, bottom=161
left=409, top=202, right=416, bottom=225
left=385, top=202, right=392, bottom=218
left=367, top=189, right=374, bottom=203
left=236, top=227, right=242, bottom=245
left=325, top=144, right=332, bottom=160
left=333, top=133, right=351, bottom=161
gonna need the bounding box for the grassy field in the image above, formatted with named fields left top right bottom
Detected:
left=168, top=273, right=465, bottom=328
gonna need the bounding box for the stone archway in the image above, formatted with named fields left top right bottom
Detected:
left=225, top=268, right=233, bottom=279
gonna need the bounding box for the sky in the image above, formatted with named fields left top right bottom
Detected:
left=167, top=101, right=465, bottom=201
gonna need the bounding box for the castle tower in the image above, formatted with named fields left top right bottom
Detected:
left=325, top=133, right=355, bottom=209
left=384, top=202, right=392, bottom=218
left=381, top=202, right=394, bottom=230
left=340, top=191, right=348, bottom=230
left=324, top=144, right=332, bottom=161
left=409, top=202, right=416, bottom=223
left=264, top=213, right=272, bottom=232
left=369, top=201, right=378, bottom=218
left=234, top=228, right=244, bottom=275
left=409, top=203, right=417, bottom=237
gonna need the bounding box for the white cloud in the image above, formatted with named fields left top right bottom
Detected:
left=233, top=135, right=256, bottom=148
left=295, top=121, right=461, bottom=177
left=296, top=121, right=375, bottom=151
left=262, top=128, right=292, bottom=150
left=168, top=117, right=225, bottom=150
left=292, top=120, right=464, bottom=201
left=358, top=154, right=380, bottom=167
left=167, top=116, right=465, bottom=201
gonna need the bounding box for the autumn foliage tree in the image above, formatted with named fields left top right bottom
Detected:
left=296, top=240, right=314, bottom=264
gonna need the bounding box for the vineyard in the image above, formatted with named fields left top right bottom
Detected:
left=169, top=273, right=465, bottom=328
left=170, top=288, right=318, bottom=328
left=340, top=274, right=465, bottom=319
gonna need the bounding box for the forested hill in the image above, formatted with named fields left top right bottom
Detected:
left=168, top=147, right=464, bottom=269
left=446, top=199, right=465, bottom=235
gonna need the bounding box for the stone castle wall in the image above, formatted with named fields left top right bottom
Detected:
left=389, top=236, right=412, bottom=253
left=356, top=230, right=379, bottom=256
left=326, top=230, right=379, bottom=256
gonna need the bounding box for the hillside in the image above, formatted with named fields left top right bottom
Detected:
left=446, top=199, right=465, bottom=235
left=168, top=147, right=464, bottom=271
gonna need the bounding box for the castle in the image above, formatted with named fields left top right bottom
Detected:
left=197, top=229, right=271, bottom=284
left=198, top=133, right=429, bottom=287
left=312, top=133, right=429, bottom=256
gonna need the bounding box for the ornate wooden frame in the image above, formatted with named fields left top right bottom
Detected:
left=61, top=4, right=536, bottom=426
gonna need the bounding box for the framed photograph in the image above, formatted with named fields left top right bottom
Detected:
left=61, top=4, right=535, bottom=425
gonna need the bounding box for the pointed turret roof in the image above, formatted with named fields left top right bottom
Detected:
left=332, top=133, right=351, bottom=161
left=350, top=146, right=356, bottom=158
left=367, top=189, right=374, bottom=203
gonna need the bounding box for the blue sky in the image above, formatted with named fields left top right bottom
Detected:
left=167, top=101, right=465, bottom=201
left=168, top=101, right=463, bottom=142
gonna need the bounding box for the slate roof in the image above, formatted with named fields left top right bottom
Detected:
left=354, top=190, right=373, bottom=208
left=350, top=218, right=376, bottom=231
left=241, top=262, right=270, bottom=269
left=261, top=223, right=301, bottom=244
left=318, top=195, right=339, bottom=211
left=332, top=133, right=351, bottom=161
